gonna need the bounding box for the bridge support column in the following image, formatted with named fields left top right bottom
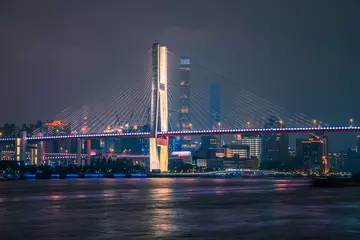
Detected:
left=30, top=144, right=37, bottom=165
left=37, top=141, right=44, bottom=165
left=149, top=138, right=159, bottom=171
left=77, top=138, right=82, bottom=166
left=15, top=131, right=27, bottom=162
left=86, top=139, right=91, bottom=165
left=149, top=43, right=169, bottom=172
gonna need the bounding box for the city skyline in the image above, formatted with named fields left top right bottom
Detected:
left=1, top=0, right=359, bottom=150
left=1, top=2, right=360, bottom=240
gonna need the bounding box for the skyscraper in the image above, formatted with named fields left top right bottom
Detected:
left=241, top=134, right=262, bottom=159
left=357, top=136, right=360, bottom=153
left=296, top=138, right=323, bottom=171
left=179, top=56, right=194, bottom=150
left=261, top=116, right=289, bottom=168
left=210, top=84, right=221, bottom=129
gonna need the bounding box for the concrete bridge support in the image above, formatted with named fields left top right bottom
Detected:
left=37, top=141, right=44, bottom=165
left=86, top=139, right=91, bottom=165
left=77, top=138, right=82, bottom=166
left=15, top=131, right=27, bottom=162
left=29, top=141, right=44, bottom=165
left=149, top=43, right=169, bottom=172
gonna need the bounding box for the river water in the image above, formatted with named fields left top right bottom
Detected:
left=0, top=178, right=359, bottom=239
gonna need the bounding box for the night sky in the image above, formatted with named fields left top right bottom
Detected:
left=0, top=0, right=359, bottom=150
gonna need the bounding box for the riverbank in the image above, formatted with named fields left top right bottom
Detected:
left=1, top=172, right=311, bottom=180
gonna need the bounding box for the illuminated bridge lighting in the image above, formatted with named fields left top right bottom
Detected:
left=0, top=127, right=360, bottom=142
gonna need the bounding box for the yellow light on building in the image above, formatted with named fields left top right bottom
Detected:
left=180, top=107, right=189, bottom=113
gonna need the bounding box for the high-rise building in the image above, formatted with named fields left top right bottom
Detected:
left=357, top=136, right=360, bottom=153
left=210, top=84, right=221, bottom=129
left=296, top=138, right=323, bottom=171
left=341, top=148, right=360, bottom=173
left=241, top=134, right=262, bottom=158
left=2, top=123, right=18, bottom=138
left=225, top=144, right=250, bottom=159
left=201, top=135, right=220, bottom=149
left=261, top=116, right=289, bottom=168
left=40, top=120, right=72, bottom=153
left=328, top=152, right=343, bottom=172
left=179, top=56, right=194, bottom=151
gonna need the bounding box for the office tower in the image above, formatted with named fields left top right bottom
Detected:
left=179, top=56, right=194, bottom=151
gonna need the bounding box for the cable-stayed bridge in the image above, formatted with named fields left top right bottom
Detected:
left=0, top=43, right=358, bottom=171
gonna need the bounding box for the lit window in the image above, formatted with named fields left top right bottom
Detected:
left=180, top=108, right=189, bottom=113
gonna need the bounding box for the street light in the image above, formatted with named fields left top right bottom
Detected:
left=279, top=120, right=283, bottom=128
left=313, top=119, right=317, bottom=127
left=350, top=118, right=354, bottom=126
left=247, top=121, right=251, bottom=128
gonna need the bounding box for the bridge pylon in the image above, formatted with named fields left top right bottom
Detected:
left=15, top=131, right=27, bottom=162
left=149, top=43, right=169, bottom=172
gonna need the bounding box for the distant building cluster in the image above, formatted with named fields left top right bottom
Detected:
left=1, top=56, right=360, bottom=174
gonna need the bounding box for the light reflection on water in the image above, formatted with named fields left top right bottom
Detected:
left=0, top=178, right=359, bottom=240
left=148, top=188, right=177, bottom=238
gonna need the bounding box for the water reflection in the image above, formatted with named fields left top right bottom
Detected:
left=148, top=187, right=177, bottom=238
left=0, top=179, right=359, bottom=239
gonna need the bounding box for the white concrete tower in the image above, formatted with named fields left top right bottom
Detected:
left=149, top=43, right=169, bottom=172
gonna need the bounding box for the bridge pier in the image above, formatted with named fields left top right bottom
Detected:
left=30, top=144, right=37, bottom=165
left=37, top=141, right=44, bottom=165
left=86, top=138, right=91, bottom=165
left=77, top=138, right=82, bottom=166
left=15, top=131, right=27, bottom=162
left=29, top=141, right=44, bottom=165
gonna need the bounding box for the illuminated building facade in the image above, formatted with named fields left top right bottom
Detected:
left=241, top=134, right=262, bottom=159
left=179, top=56, right=195, bottom=150
left=225, top=144, right=250, bottom=159
left=37, top=120, right=72, bottom=154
